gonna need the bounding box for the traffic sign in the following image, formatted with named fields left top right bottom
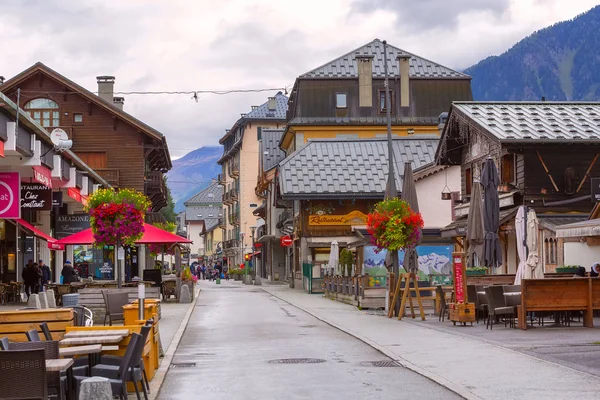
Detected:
left=280, top=235, right=293, bottom=247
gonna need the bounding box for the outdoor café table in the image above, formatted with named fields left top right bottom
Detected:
left=59, top=344, right=102, bottom=371
left=64, top=329, right=129, bottom=338
left=60, top=335, right=124, bottom=346
left=46, top=358, right=75, bottom=400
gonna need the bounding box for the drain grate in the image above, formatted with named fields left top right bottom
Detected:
left=361, top=360, right=401, bottom=368
left=170, top=362, right=196, bottom=368
left=268, top=358, right=326, bottom=364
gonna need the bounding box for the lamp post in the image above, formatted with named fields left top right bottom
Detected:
left=250, top=226, right=256, bottom=279
left=383, top=40, right=400, bottom=315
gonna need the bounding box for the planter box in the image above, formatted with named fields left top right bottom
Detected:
left=556, top=267, right=577, bottom=274
left=466, top=270, right=487, bottom=276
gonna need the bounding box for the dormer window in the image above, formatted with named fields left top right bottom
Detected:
left=24, top=98, right=60, bottom=128
left=378, top=90, right=394, bottom=114
left=336, top=93, right=347, bottom=108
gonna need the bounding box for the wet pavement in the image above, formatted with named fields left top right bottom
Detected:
left=157, top=280, right=460, bottom=400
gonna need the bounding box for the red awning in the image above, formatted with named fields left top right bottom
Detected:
left=15, top=219, right=64, bottom=250
left=54, top=223, right=193, bottom=246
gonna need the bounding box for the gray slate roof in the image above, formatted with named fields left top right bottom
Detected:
left=300, top=39, right=469, bottom=80
left=262, top=129, right=286, bottom=171
left=245, top=92, right=288, bottom=120
left=279, top=138, right=438, bottom=199
left=452, top=102, right=600, bottom=141
left=184, top=181, right=223, bottom=206
left=288, top=116, right=438, bottom=126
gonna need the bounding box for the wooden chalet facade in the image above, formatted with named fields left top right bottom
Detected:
left=0, top=63, right=171, bottom=212
left=437, top=101, right=600, bottom=273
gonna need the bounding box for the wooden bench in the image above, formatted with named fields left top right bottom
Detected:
left=78, top=287, right=161, bottom=324
left=467, top=273, right=576, bottom=286
left=0, top=308, right=74, bottom=341
left=518, top=278, right=594, bottom=330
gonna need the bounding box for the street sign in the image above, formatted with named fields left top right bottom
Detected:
left=280, top=235, right=293, bottom=247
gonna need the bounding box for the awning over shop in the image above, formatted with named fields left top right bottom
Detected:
left=54, top=223, right=193, bottom=246
left=556, top=219, right=600, bottom=238
left=13, top=218, right=64, bottom=250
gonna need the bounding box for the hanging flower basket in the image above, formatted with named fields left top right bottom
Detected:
left=366, top=198, right=424, bottom=253
left=86, top=188, right=151, bottom=247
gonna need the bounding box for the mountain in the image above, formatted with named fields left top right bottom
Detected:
left=167, top=146, right=222, bottom=212
left=466, top=6, right=600, bottom=101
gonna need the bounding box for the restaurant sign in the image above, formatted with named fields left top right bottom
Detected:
left=32, top=165, right=52, bottom=189
left=0, top=172, right=20, bottom=219
left=21, top=184, right=52, bottom=211
left=308, top=210, right=368, bottom=226
left=452, top=252, right=466, bottom=303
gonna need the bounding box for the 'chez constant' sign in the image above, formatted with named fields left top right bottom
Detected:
left=21, top=184, right=52, bottom=211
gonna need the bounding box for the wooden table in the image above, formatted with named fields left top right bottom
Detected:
left=46, top=358, right=75, bottom=400
left=59, top=344, right=102, bottom=371
left=64, top=329, right=129, bottom=338
left=60, top=335, right=123, bottom=346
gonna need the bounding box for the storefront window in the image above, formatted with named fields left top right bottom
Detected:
left=73, top=245, right=115, bottom=280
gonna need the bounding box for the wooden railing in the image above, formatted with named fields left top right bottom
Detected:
left=95, top=168, right=120, bottom=187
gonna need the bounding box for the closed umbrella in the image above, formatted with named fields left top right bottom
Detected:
left=526, top=209, right=543, bottom=279
left=514, top=206, right=528, bottom=285
left=481, top=157, right=502, bottom=269
left=328, top=241, right=339, bottom=275
left=401, top=162, right=420, bottom=274
left=466, top=182, right=485, bottom=267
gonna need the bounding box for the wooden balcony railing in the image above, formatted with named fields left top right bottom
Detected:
left=95, top=168, right=120, bottom=187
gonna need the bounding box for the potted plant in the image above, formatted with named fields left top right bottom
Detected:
left=367, top=198, right=424, bottom=253
left=466, top=266, right=488, bottom=276
left=180, top=267, right=198, bottom=299
left=556, top=265, right=579, bottom=274
left=340, top=248, right=354, bottom=276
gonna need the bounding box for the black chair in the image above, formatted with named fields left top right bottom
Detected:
left=100, top=323, right=153, bottom=393
left=39, top=322, right=53, bottom=341
left=484, top=286, right=515, bottom=329
left=0, top=337, right=8, bottom=350
left=436, top=285, right=449, bottom=321
left=75, top=333, right=142, bottom=400
left=103, top=291, right=128, bottom=326
left=26, top=329, right=41, bottom=342
left=0, top=349, right=47, bottom=400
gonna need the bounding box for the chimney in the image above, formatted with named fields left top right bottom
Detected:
left=113, top=96, right=124, bottom=110
left=267, top=97, right=276, bottom=111
left=96, top=76, right=115, bottom=103
left=357, top=55, right=373, bottom=107
left=0, top=76, right=5, bottom=85
left=397, top=55, right=411, bottom=108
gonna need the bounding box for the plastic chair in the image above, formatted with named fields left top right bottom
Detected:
left=26, top=329, right=41, bottom=342
left=39, top=322, right=53, bottom=341
left=72, top=306, right=94, bottom=327
left=0, top=349, right=47, bottom=400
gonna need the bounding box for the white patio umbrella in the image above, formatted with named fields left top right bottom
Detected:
left=526, top=209, right=543, bottom=279
left=328, top=241, right=339, bottom=275
left=514, top=206, right=528, bottom=285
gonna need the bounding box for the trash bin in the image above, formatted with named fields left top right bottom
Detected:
left=62, top=293, right=79, bottom=307
left=216, top=277, right=221, bottom=285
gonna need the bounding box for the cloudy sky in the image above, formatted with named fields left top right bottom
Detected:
left=1, top=0, right=598, bottom=159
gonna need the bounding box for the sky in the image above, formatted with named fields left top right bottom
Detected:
left=0, top=0, right=598, bottom=159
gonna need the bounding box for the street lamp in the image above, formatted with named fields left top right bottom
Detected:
left=249, top=226, right=256, bottom=279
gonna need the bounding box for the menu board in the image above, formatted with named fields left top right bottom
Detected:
left=453, top=252, right=466, bottom=303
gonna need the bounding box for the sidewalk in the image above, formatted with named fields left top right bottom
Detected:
left=262, top=286, right=600, bottom=400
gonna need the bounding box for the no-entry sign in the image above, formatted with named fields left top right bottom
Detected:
left=280, top=235, right=293, bottom=247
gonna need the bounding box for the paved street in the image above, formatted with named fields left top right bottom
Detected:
left=158, top=280, right=460, bottom=400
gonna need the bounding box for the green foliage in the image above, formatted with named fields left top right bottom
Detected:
left=153, top=222, right=177, bottom=233
left=340, top=248, right=354, bottom=275
left=86, top=188, right=151, bottom=213
left=160, top=176, right=177, bottom=223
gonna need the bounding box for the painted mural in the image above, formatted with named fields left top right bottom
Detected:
left=363, top=244, right=452, bottom=285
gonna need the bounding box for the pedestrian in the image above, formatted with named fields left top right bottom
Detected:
left=22, top=259, right=36, bottom=299
left=39, top=260, right=51, bottom=290
left=223, top=263, right=229, bottom=280
left=190, top=262, right=196, bottom=278
left=61, top=261, right=79, bottom=284
left=591, top=263, right=600, bottom=277
left=202, top=263, right=207, bottom=280
left=32, top=263, right=42, bottom=294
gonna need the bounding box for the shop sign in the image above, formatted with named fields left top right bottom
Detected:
left=308, top=210, right=368, bottom=226
left=21, top=184, right=52, bottom=211
left=32, top=165, right=52, bottom=188
left=452, top=252, right=466, bottom=303
left=68, top=187, right=82, bottom=203
left=0, top=172, right=20, bottom=219
left=54, top=214, right=90, bottom=239
left=52, top=192, right=63, bottom=208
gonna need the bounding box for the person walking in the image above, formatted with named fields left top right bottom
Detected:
left=61, top=261, right=79, bottom=284
left=32, top=263, right=42, bottom=294
left=39, top=260, right=51, bottom=290
left=22, top=259, right=36, bottom=299
left=200, top=262, right=206, bottom=280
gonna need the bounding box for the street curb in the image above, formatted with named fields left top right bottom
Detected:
left=150, top=286, right=201, bottom=400
left=263, top=288, right=479, bottom=400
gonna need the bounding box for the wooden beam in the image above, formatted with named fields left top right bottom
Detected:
left=577, top=153, right=600, bottom=193
left=88, top=101, right=92, bottom=116
left=112, top=116, right=117, bottom=131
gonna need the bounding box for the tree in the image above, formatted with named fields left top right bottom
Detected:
left=160, top=175, right=177, bottom=223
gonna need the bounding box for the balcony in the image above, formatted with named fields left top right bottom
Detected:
left=217, top=173, right=226, bottom=185
left=145, top=212, right=167, bottom=225
left=228, top=212, right=240, bottom=226
left=228, top=160, right=240, bottom=178
left=217, top=217, right=226, bottom=229
left=144, top=171, right=168, bottom=211
left=223, top=239, right=240, bottom=249
left=222, top=191, right=231, bottom=205
left=229, top=188, right=238, bottom=202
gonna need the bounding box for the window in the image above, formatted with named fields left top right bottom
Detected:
left=465, top=167, right=472, bottom=196
left=378, top=90, right=394, bottom=114
left=501, top=154, right=515, bottom=184
left=545, top=237, right=558, bottom=264
left=336, top=93, right=347, bottom=108
left=73, top=113, right=83, bottom=123
left=78, top=152, right=108, bottom=169
left=24, top=98, right=60, bottom=128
